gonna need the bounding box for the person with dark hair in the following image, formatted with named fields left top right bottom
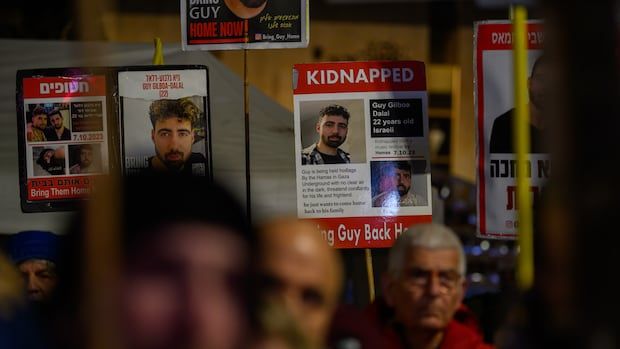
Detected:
left=142, top=98, right=207, bottom=175
left=69, top=144, right=99, bottom=174
left=224, top=0, right=268, bottom=19
left=301, top=104, right=351, bottom=165
left=489, top=55, right=547, bottom=153
left=52, top=175, right=256, bottom=349
left=372, top=161, right=427, bottom=207
left=26, top=106, right=48, bottom=142
left=44, top=108, right=71, bottom=141
left=35, top=148, right=65, bottom=176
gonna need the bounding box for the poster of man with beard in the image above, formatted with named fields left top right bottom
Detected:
left=17, top=68, right=110, bottom=212
left=475, top=21, right=548, bottom=239
left=181, top=0, right=308, bottom=50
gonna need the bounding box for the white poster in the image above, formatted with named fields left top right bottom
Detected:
left=118, top=67, right=211, bottom=177
left=475, top=20, right=548, bottom=239
left=294, top=61, right=432, bottom=248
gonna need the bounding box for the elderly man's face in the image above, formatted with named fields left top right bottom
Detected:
left=18, top=259, right=58, bottom=302
left=386, top=247, right=464, bottom=331
left=120, top=223, right=248, bottom=349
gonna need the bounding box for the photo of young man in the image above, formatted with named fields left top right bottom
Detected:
left=141, top=98, right=207, bottom=175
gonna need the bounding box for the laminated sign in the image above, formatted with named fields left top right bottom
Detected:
left=118, top=66, right=211, bottom=177
left=181, top=0, right=309, bottom=50
left=17, top=65, right=212, bottom=212
left=294, top=61, right=433, bottom=249
left=475, top=20, right=548, bottom=239
left=17, top=69, right=112, bottom=212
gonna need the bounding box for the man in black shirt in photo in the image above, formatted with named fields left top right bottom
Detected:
left=489, top=55, right=547, bottom=153
left=301, top=104, right=351, bottom=165
left=44, top=108, right=71, bottom=141
left=141, top=98, right=206, bottom=176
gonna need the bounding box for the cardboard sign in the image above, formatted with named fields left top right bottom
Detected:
left=17, top=69, right=111, bottom=212
left=181, top=0, right=309, bottom=50
left=475, top=21, right=548, bottom=239
left=294, top=61, right=433, bottom=249
left=118, top=66, right=211, bottom=177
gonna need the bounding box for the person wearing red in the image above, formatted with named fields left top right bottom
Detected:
left=368, top=223, right=493, bottom=349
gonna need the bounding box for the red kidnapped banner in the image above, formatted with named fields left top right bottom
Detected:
left=307, top=215, right=433, bottom=249
left=294, top=61, right=426, bottom=94
left=23, top=76, right=106, bottom=99
left=476, top=22, right=544, bottom=51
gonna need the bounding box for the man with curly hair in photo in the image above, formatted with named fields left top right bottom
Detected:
left=141, top=98, right=207, bottom=176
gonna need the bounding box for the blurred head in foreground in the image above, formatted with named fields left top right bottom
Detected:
left=257, top=218, right=342, bottom=349
left=55, top=175, right=255, bottom=349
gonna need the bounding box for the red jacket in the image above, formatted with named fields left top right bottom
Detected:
left=365, top=300, right=494, bottom=349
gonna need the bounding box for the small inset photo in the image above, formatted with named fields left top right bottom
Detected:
left=69, top=144, right=102, bottom=174
left=32, top=146, right=66, bottom=176
left=25, top=103, right=71, bottom=142
left=370, top=160, right=428, bottom=207
left=299, top=99, right=366, bottom=165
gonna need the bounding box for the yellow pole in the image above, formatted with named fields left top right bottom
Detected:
left=152, top=37, right=164, bottom=65
left=512, top=5, right=534, bottom=291
left=365, top=248, right=376, bottom=302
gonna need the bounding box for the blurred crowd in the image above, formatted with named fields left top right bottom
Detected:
left=1, top=175, right=494, bottom=349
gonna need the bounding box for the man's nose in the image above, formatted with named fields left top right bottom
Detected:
left=26, top=274, right=39, bottom=291
left=426, top=274, right=443, bottom=296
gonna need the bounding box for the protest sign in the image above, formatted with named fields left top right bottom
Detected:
left=294, top=61, right=433, bottom=248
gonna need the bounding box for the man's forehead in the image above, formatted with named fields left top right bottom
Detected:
left=19, top=259, right=53, bottom=270
left=155, top=116, right=192, bottom=129
left=404, top=247, right=460, bottom=269
left=321, top=114, right=348, bottom=123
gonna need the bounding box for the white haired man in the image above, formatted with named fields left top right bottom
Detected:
left=367, top=223, right=493, bottom=349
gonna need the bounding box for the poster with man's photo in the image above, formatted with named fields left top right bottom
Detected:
left=181, top=0, right=309, bottom=50
left=17, top=69, right=111, bottom=212
left=475, top=20, right=548, bottom=239
left=118, top=66, right=211, bottom=178
left=293, top=61, right=433, bottom=249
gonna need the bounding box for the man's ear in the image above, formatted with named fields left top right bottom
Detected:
left=315, top=121, right=321, bottom=133
left=151, top=129, right=155, bottom=142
